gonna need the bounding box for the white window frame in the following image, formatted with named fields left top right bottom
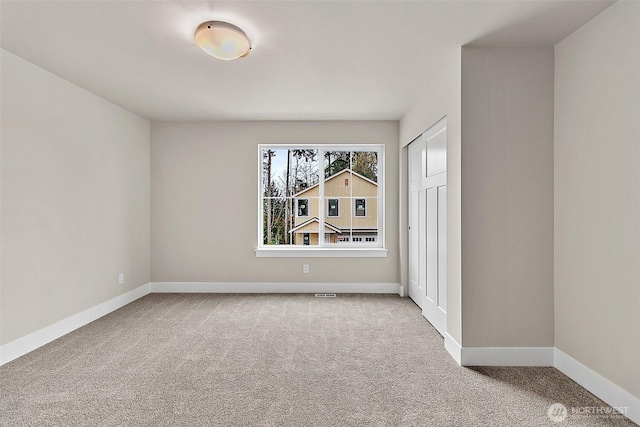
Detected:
left=256, top=144, right=386, bottom=258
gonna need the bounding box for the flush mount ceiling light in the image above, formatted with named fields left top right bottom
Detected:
left=194, top=21, right=251, bottom=61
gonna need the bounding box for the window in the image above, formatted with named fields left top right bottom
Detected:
left=355, top=199, right=366, bottom=217
left=297, top=199, right=309, bottom=217
left=257, top=144, right=385, bottom=257
left=327, top=199, right=339, bottom=217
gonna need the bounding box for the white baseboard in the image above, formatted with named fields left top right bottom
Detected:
left=444, top=333, right=462, bottom=364
left=2, top=285, right=636, bottom=426
left=442, top=344, right=638, bottom=424
left=460, top=346, right=554, bottom=367
left=0, top=281, right=399, bottom=365
left=0, top=283, right=150, bottom=366
left=149, top=281, right=402, bottom=294
left=554, top=348, right=640, bottom=426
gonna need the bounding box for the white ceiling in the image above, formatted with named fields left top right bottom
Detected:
left=1, top=1, right=613, bottom=121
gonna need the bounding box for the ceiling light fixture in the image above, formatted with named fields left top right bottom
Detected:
left=194, top=21, right=251, bottom=61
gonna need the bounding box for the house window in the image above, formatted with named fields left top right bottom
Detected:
left=327, top=199, right=339, bottom=217
left=258, top=145, right=384, bottom=254
left=297, top=199, right=309, bottom=217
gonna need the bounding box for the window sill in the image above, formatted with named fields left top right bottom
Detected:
left=255, top=247, right=388, bottom=258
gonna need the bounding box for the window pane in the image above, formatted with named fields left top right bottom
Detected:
left=263, top=197, right=294, bottom=245
left=290, top=149, right=319, bottom=194
left=290, top=196, right=319, bottom=246
left=324, top=150, right=350, bottom=178
left=353, top=197, right=378, bottom=243
left=352, top=150, right=378, bottom=182
left=324, top=197, right=350, bottom=245
left=263, top=148, right=319, bottom=197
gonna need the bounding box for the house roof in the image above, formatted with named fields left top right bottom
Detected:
left=293, top=169, right=377, bottom=198
left=289, top=217, right=342, bottom=234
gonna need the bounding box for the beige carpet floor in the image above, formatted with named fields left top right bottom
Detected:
left=0, top=293, right=636, bottom=426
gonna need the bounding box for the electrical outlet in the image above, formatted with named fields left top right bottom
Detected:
left=119, top=273, right=125, bottom=285
left=303, top=264, right=309, bottom=274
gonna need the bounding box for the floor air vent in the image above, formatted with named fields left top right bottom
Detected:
left=315, top=293, right=336, bottom=298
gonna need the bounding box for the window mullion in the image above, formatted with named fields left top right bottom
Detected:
left=318, top=148, right=325, bottom=248
left=378, top=147, right=383, bottom=248
left=350, top=150, right=354, bottom=246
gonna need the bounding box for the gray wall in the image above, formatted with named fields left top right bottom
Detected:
left=0, top=50, right=151, bottom=345
left=555, top=1, right=640, bottom=398
left=461, top=47, right=555, bottom=347
left=399, top=46, right=555, bottom=348
left=150, top=121, right=399, bottom=284
left=399, top=49, right=462, bottom=345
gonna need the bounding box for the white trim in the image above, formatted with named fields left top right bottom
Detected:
left=255, top=248, right=388, bottom=257
left=554, top=348, right=640, bottom=425
left=150, top=281, right=401, bottom=294
left=460, top=346, right=554, bottom=367
left=440, top=344, right=638, bottom=424
left=2, top=283, right=637, bottom=426
left=0, top=283, right=151, bottom=366
left=444, top=333, right=462, bottom=365
left=258, top=145, right=385, bottom=251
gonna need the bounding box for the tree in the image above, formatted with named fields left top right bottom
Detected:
left=263, top=149, right=275, bottom=243
left=324, top=151, right=350, bottom=178
left=292, top=149, right=317, bottom=191
left=352, top=151, right=378, bottom=182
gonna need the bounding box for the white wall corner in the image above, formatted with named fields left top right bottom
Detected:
left=445, top=333, right=462, bottom=365
left=398, top=285, right=406, bottom=297
left=149, top=282, right=402, bottom=295
left=554, top=349, right=640, bottom=426
left=460, top=346, right=555, bottom=367
left=0, top=283, right=151, bottom=366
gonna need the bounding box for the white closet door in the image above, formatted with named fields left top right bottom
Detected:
left=408, top=118, right=447, bottom=336
left=408, top=137, right=426, bottom=309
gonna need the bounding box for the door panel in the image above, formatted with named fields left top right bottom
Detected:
left=408, top=118, right=447, bottom=336
left=408, top=190, right=422, bottom=306
left=438, top=185, right=447, bottom=311
left=425, top=186, right=438, bottom=304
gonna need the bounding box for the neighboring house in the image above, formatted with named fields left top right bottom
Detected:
left=290, top=169, right=378, bottom=245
